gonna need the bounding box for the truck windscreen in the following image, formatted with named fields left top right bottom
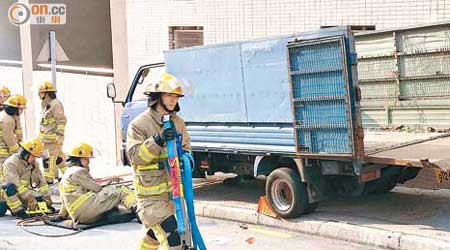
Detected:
left=131, top=66, right=166, bottom=102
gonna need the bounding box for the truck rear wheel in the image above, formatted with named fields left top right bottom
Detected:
left=266, top=167, right=309, bottom=218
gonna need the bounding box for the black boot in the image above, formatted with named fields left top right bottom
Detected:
left=130, top=205, right=142, bottom=224
left=14, top=209, right=30, bottom=219
left=0, top=201, right=6, bottom=217
left=104, top=209, right=135, bottom=224
left=48, top=205, right=58, bottom=214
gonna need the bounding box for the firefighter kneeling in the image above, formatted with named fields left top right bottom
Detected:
left=0, top=138, right=54, bottom=218
left=55, top=143, right=138, bottom=224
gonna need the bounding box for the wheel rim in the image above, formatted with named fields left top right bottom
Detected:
left=271, top=179, right=293, bottom=212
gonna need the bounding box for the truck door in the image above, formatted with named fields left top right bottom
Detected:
left=287, top=29, right=363, bottom=159
left=122, top=64, right=166, bottom=140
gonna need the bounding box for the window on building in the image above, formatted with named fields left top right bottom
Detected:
left=169, top=26, right=204, bottom=49
left=321, top=25, right=376, bottom=32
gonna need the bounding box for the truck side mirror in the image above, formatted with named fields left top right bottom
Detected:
left=106, top=83, right=124, bottom=105
left=107, top=83, right=117, bottom=99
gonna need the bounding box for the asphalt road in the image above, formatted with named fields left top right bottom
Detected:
left=0, top=216, right=384, bottom=250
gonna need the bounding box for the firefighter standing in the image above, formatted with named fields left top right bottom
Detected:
left=127, top=73, right=191, bottom=250
left=0, top=138, right=52, bottom=218
left=0, top=87, right=22, bottom=142
left=38, top=81, right=67, bottom=184
left=57, top=142, right=137, bottom=224
left=0, top=86, right=11, bottom=111
left=0, top=95, right=26, bottom=168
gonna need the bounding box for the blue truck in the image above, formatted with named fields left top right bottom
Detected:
left=107, top=27, right=449, bottom=218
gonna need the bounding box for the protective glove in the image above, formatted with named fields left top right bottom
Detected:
left=110, top=176, right=122, bottom=183
left=56, top=157, right=63, bottom=165
left=105, top=176, right=123, bottom=186
left=42, top=158, right=49, bottom=169
left=48, top=206, right=58, bottom=213
left=25, top=196, right=39, bottom=211
left=43, top=157, right=63, bottom=169
left=153, top=126, right=175, bottom=147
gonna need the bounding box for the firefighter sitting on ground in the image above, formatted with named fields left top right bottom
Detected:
left=38, top=81, right=67, bottom=184
left=53, top=142, right=138, bottom=225
left=127, top=73, right=191, bottom=250
left=0, top=138, right=54, bottom=219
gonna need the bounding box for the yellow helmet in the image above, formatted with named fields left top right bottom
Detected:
left=39, top=81, right=56, bottom=93
left=144, top=73, right=184, bottom=97
left=0, top=86, right=11, bottom=99
left=21, top=138, right=44, bottom=157
left=5, top=95, right=27, bottom=109
left=68, top=142, right=94, bottom=158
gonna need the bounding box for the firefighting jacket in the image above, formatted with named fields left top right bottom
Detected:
left=2, top=154, right=49, bottom=199
left=0, top=112, right=20, bottom=159
left=126, top=108, right=191, bottom=197
left=39, top=98, right=66, bottom=144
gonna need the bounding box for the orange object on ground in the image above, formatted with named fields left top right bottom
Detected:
left=257, top=196, right=278, bottom=218
left=245, top=237, right=255, bottom=244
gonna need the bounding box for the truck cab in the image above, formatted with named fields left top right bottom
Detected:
left=107, top=63, right=166, bottom=164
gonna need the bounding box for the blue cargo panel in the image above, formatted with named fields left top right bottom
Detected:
left=288, top=37, right=353, bottom=154
left=165, top=44, right=248, bottom=122
left=240, top=36, right=294, bottom=122
left=164, top=27, right=355, bottom=124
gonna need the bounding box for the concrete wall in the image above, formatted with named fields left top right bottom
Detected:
left=32, top=70, right=116, bottom=166
left=126, top=0, right=450, bottom=78
left=0, top=64, right=25, bottom=133
left=1, top=0, right=120, bottom=165
left=0, top=0, right=21, bottom=61
left=0, top=66, right=23, bottom=94
left=0, top=67, right=117, bottom=166
left=30, top=0, right=113, bottom=69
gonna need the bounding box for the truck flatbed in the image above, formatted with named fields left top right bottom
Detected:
left=190, top=127, right=450, bottom=171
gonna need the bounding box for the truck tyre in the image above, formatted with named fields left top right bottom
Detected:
left=266, top=167, right=308, bottom=218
